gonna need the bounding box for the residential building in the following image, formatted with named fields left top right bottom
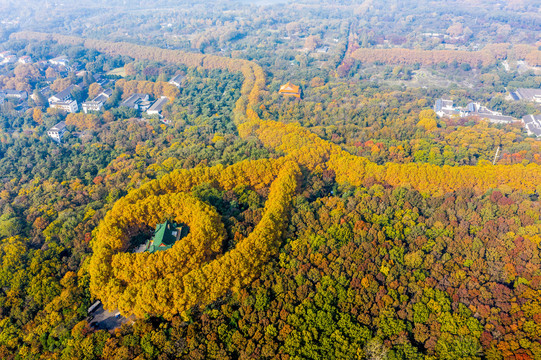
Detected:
left=1, top=54, right=16, bottom=64
left=49, top=56, right=69, bottom=67
left=466, top=102, right=514, bottom=124
left=82, top=89, right=113, bottom=113
left=434, top=99, right=465, bottom=117
left=169, top=74, right=185, bottom=88
left=48, top=85, right=76, bottom=104
left=146, top=221, right=186, bottom=254
left=31, top=86, right=52, bottom=102
left=522, top=115, right=541, bottom=137
left=47, top=121, right=67, bottom=142
left=18, top=55, right=32, bottom=64
left=510, top=88, right=541, bottom=103
left=120, top=93, right=150, bottom=110
left=50, top=100, right=78, bottom=113
left=279, top=82, right=301, bottom=98
left=434, top=99, right=514, bottom=124
left=146, top=96, right=169, bottom=117
left=3, top=90, right=27, bottom=100
left=0, top=51, right=12, bottom=60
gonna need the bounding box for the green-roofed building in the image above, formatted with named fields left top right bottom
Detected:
left=146, top=220, right=184, bottom=254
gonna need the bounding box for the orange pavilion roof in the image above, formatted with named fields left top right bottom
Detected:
left=279, top=82, right=300, bottom=94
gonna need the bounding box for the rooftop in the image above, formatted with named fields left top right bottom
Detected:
left=52, top=84, right=76, bottom=101
left=146, top=220, right=185, bottom=254
left=121, top=93, right=148, bottom=108
left=515, top=88, right=541, bottom=100
left=523, top=115, right=541, bottom=137
left=169, top=74, right=185, bottom=84
left=279, top=82, right=300, bottom=93
left=50, top=121, right=66, bottom=132
left=147, top=96, right=169, bottom=114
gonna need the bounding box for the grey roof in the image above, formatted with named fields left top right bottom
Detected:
left=523, top=115, right=541, bottom=137
left=169, top=74, right=185, bottom=84
left=93, top=94, right=108, bottom=103
left=147, top=97, right=169, bottom=113
left=515, top=88, right=541, bottom=101
left=52, top=85, right=76, bottom=101
left=3, top=90, right=26, bottom=97
left=434, top=98, right=454, bottom=112
left=86, top=89, right=113, bottom=104
left=472, top=113, right=513, bottom=123
left=50, top=121, right=66, bottom=131
left=51, top=100, right=76, bottom=106
left=121, top=93, right=148, bottom=108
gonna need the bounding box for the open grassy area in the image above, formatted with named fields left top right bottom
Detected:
left=106, top=67, right=126, bottom=77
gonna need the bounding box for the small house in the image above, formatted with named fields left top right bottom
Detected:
left=82, top=89, right=113, bottom=113
left=146, top=96, right=169, bottom=117
left=279, top=82, right=301, bottom=98
left=169, top=74, right=185, bottom=88
left=18, top=55, right=32, bottom=64
left=49, top=56, right=69, bottom=67
left=146, top=220, right=185, bottom=254
left=47, top=121, right=67, bottom=142
left=120, top=93, right=150, bottom=110
left=3, top=90, right=27, bottom=100
left=523, top=115, right=541, bottom=137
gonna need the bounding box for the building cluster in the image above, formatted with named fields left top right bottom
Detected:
left=0, top=52, right=186, bottom=143
left=434, top=98, right=514, bottom=124
left=435, top=95, right=541, bottom=139
left=42, top=76, right=179, bottom=142
left=0, top=51, right=21, bottom=65
left=0, top=52, right=70, bottom=68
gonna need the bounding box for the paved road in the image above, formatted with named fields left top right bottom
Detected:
left=89, top=303, right=133, bottom=331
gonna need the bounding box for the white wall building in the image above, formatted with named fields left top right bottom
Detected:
left=47, top=121, right=67, bottom=142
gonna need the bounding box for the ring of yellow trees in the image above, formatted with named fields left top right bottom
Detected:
left=89, top=159, right=300, bottom=319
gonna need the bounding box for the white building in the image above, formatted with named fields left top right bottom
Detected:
left=50, top=100, right=78, bottom=113
left=82, top=89, right=112, bottom=113
left=168, top=74, right=185, bottom=88
left=523, top=115, right=541, bottom=138
left=47, top=121, right=67, bottom=142
left=120, top=93, right=150, bottom=110
left=434, top=98, right=514, bottom=124
left=433, top=99, right=466, bottom=118
left=1, top=54, right=16, bottom=64
left=48, top=85, right=76, bottom=104
left=3, top=90, right=27, bottom=100
left=49, top=56, right=69, bottom=67
left=146, top=96, right=169, bottom=117
left=18, top=55, right=32, bottom=64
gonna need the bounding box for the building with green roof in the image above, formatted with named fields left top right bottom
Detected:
left=146, top=220, right=184, bottom=254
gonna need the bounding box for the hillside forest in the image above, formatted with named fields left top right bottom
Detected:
left=0, top=1, right=541, bottom=359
